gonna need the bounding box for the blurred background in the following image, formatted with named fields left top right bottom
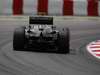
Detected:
left=0, top=0, right=99, bottom=16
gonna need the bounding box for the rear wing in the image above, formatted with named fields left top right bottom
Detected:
left=29, top=17, right=53, bottom=25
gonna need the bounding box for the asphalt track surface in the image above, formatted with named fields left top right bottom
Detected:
left=0, top=17, right=100, bottom=75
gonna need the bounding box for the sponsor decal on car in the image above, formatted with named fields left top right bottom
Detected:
left=87, top=40, right=100, bottom=59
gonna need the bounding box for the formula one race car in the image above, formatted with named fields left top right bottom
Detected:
left=13, top=17, right=70, bottom=53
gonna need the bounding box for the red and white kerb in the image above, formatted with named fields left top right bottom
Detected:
left=87, top=40, right=100, bottom=59
left=1, top=0, right=100, bottom=16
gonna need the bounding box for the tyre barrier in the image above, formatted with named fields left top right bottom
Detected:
left=0, top=0, right=100, bottom=16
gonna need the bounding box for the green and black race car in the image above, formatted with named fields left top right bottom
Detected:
left=13, top=17, right=70, bottom=53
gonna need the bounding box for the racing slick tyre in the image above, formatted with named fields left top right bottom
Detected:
left=13, top=26, right=25, bottom=50
left=57, top=28, right=70, bottom=54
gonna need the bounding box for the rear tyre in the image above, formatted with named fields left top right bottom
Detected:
left=13, top=26, right=25, bottom=50
left=57, top=28, right=70, bottom=54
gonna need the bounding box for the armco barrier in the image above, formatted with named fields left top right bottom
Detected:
left=0, top=0, right=100, bottom=16
left=0, top=16, right=100, bottom=21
